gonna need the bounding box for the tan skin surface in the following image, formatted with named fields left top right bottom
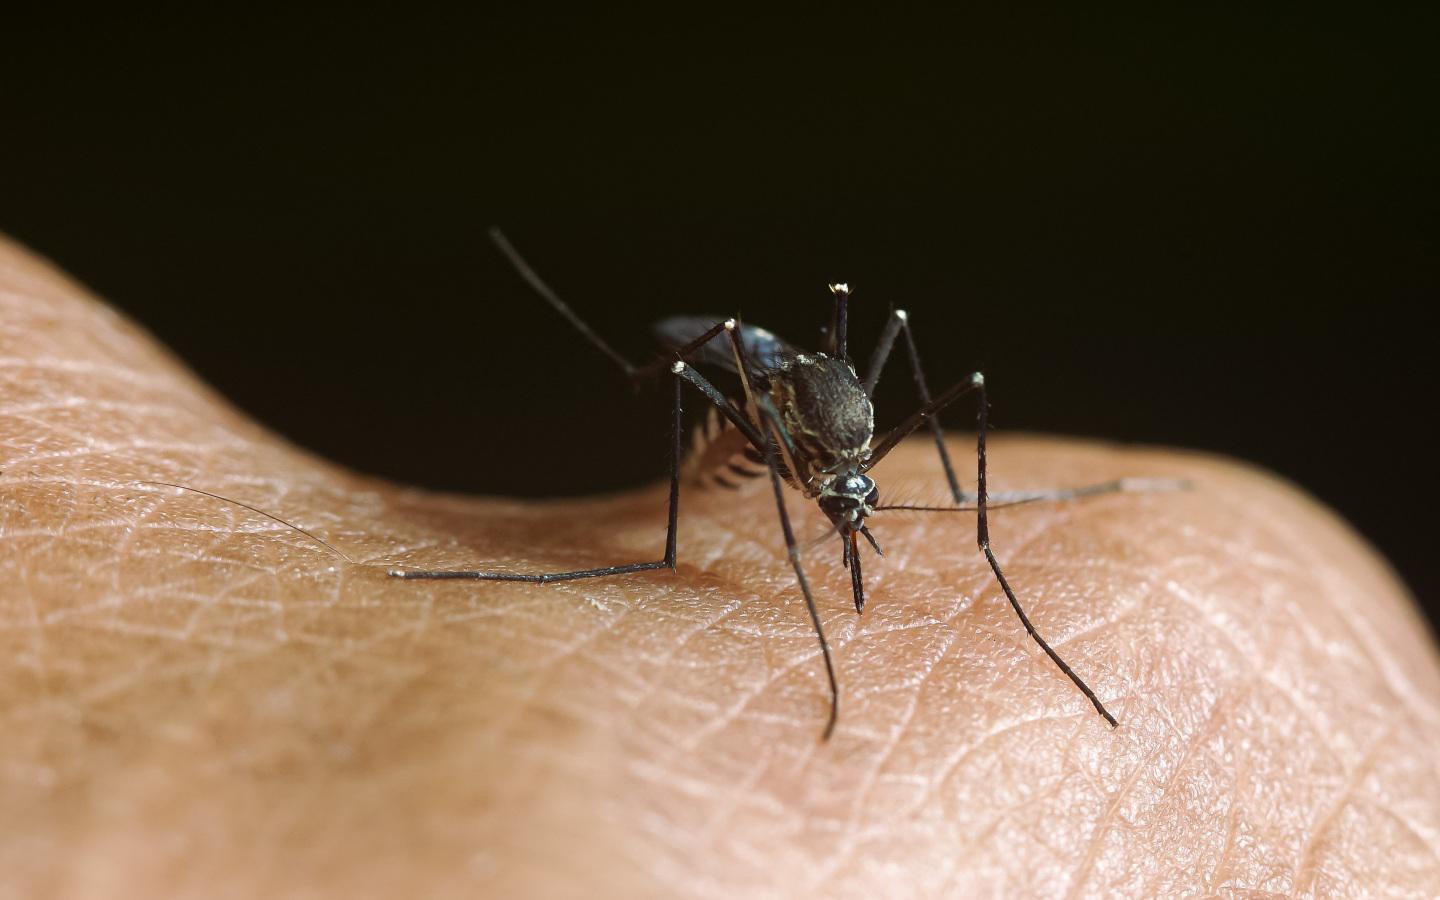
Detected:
left=2, top=236, right=1439, bottom=899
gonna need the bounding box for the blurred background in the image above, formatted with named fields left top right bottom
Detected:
left=3, top=8, right=1435, bottom=615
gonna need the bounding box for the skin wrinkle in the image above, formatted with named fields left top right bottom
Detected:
left=815, top=666, right=950, bottom=824
left=1293, top=725, right=1394, bottom=893
left=484, top=608, right=641, bottom=745
left=1064, top=737, right=1170, bottom=899
left=816, top=710, right=1077, bottom=896
left=722, top=633, right=854, bottom=796
left=659, top=581, right=829, bottom=731
left=637, top=587, right=765, bottom=690
left=842, top=626, right=963, bottom=817
left=4, top=238, right=1440, bottom=897
left=1163, top=576, right=1317, bottom=759
left=678, top=606, right=855, bottom=749
left=1374, top=803, right=1440, bottom=873
left=1209, top=737, right=1247, bottom=892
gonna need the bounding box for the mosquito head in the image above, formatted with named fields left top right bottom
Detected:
left=817, top=472, right=881, bottom=533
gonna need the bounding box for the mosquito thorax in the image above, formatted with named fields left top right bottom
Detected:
left=772, top=352, right=876, bottom=485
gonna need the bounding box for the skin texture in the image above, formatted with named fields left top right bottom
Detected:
left=2, top=236, right=1439, bottom=900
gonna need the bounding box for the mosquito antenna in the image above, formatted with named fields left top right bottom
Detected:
left=488, top=227, right=637, bottom=376
left=137, top=481, right=356, bottom=564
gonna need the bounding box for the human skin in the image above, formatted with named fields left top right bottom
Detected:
left=1, top=236, right=1438, bottom=899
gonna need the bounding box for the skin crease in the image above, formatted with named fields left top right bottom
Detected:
left=2, top=237, right=1439, bottom=900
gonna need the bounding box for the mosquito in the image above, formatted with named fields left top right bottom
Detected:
left=384, top=228, right=1180, bottom=739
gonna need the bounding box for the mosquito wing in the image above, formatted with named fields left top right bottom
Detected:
left=653, top=316, right=796, bottom=375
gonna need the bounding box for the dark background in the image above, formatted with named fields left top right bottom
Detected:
left=4, top=9, right=1436, bottom=615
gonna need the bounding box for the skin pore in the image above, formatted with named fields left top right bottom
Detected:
left=2, top=235, right=1439, bottom=898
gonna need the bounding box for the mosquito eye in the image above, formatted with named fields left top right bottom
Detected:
left=865, top=487, right=880, bottom=507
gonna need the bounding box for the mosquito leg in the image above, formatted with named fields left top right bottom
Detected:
left=863, top=372, right=984, bottom=471
left=876, top=477, right=1192, bottom=513
left=677, top=358, right=841, bottom=737
left=490, top=228, right=743, bottom=386
left=972, top=373, right=1119, bottom=727
left=720, top=321, right=842, bottom=739
left=985, top=478, right=1191, bottom=505
left=757, top=408, right=841, bottom=740
left=860, top=308, right=901, bottom=397
left=628, top=322, right=737, bottom=381
left=862, top=307, right=965, bottom=503
left=392, top=315, right=776, bottom=575
left=406, top=239, right=763, bottom=579
left=827, top=282, right=851, bottom=362
left=489, top=228, right=638, bottom=377
left=861, top=370, right=1119, bottom=726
